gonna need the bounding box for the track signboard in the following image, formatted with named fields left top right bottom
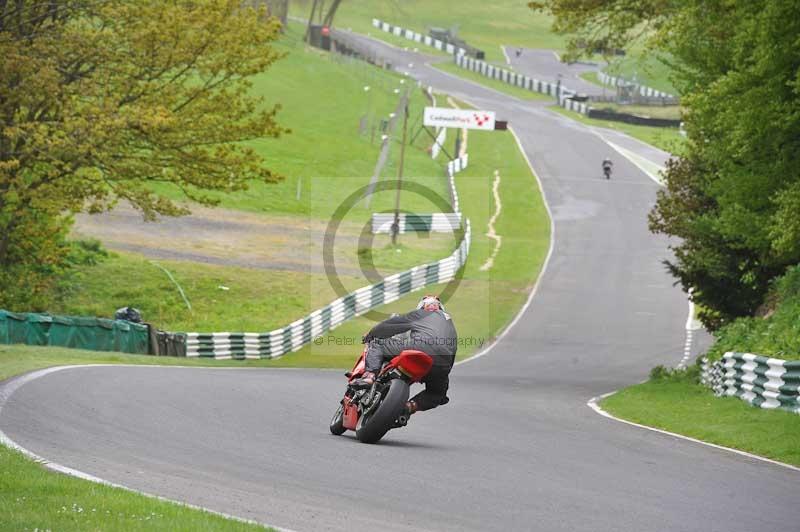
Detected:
left=423, top=107, right=496, bottom=131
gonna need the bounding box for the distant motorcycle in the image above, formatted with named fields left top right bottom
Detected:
left=329, top=343, right=433, bottom=443
left=602, top=158, right=613, bottom=179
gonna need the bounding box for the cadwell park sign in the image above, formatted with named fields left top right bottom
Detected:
left=423, top=107, right=496, bottom=131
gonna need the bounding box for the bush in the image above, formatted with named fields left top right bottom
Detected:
left=705, top=265, right=800, bottom=361
left=649, top=364, right=699, bottom=383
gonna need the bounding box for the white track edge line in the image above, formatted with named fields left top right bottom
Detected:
left=432, top=52, right=786, bottom=475
left=587, top=391, right=800, bottom=473
left=456, top=123, right=556, bottom=366
left=0, top=364, right=298, bottom=532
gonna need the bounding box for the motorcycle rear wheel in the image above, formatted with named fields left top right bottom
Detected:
left=355, top=379, right=409, bottom=444
left=329, top=404, right=346, bottom=435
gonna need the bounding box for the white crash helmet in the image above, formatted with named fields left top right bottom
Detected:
left=417, top=294, right=444, bottom=312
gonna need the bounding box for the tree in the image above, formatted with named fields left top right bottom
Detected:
left=531, top=0, right=800, bottom=329
left=245, top=0, right=289, bottom=29
left=304, top=0, right=343, bottom=42
left=0, top=0, right=287, bottom=310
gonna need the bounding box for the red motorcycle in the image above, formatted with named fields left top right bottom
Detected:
left=329, top=344, right=433, bottom=443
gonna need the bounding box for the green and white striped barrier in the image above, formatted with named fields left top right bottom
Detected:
left=453, top=54, right=589, bottom=114
left=701, top=352, right=800, bottom=414
left=431, top=126, right=447, bottom=159
left=185, top=221, right=470, bottom=359
left=372, top=18, right=465, bottom=56
left=597, top=71, right=676, bottom=100
left=446, top=154, right=467, bottom=213
left=446, top=153, right=468, bottom=178
left=371, top=213, right=462, bottom=234
left=186, top=147, right=471, bottom=359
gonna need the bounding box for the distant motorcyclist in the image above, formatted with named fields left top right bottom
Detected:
left=351, top=295, right=457, bottom=417
left=602, top=158, right=613, bottom=179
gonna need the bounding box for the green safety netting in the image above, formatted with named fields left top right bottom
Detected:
left=0, top=309, right=150, bottom=354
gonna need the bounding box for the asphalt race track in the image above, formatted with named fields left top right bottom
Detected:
left=502, top=46, right=605, bottom=97
left=2, top=34, right=798, bottom=532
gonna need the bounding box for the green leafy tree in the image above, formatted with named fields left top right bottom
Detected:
left=532, top=0, right=800, bottom=329
left=0, top=0, right=287, bottom=310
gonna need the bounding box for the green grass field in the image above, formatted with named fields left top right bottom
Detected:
left=13, top=90, right=550, bottom=367
left=51, top=234, right=457, bottom=333
left=549, top=106, right=686, bottom=155
left=51, top=115, right=550, bottom=365
left=0, top=445, right=270, bottom=532
left=579, top=71, right=602, bottom=88
left=607, top=53, right=676, bottom=95
left=589, top=103, right=682, bottom=121
left=602, top=368, right=800, bottom=466
left=293, top=0, right=565, bottom=64
left=308, top=1, right=678, bottom=96
left=1, top=445, right=270, bottom=531
left=281, top=120, right=550, bottom=367
left=151, top=22, right=448, bottom=219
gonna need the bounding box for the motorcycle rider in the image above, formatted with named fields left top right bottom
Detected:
left=352, top=295, right=457, bottom=417
left=602, top=157, right=613, bottom=178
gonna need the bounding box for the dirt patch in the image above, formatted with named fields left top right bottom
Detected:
left=73, top=203, right=364, bottom=276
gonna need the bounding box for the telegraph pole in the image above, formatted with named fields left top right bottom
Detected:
left=391, top=90, right=410, bottom=245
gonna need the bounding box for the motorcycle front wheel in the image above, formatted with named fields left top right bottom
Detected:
left=355, top=378, right=410, bottom=444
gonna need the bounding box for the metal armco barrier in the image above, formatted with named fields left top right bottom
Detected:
left=185, top=221, right=470, bottom=359
left=431, top=126, right=447, bottom=159
left=185, top=144, right=472, bottom=359
left=372, top=18, right=467, bottom=56
left=596, top=71, right=677, bottom=101
left=446, top=153, right=469, bottom=178
left=586, top=108, right=681, bottom=127
left=371, top=213, right=462, bottom=234
left=701, top=352, right=800, bottom=414
left=453, top=54, right=589, bottom=115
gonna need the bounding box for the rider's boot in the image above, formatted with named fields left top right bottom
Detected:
left=394, top=400, right=418, bottom=428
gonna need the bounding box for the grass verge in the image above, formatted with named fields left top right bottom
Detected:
left=52, top=235, right=456, bottom=333
left=549, top=106, right=686, bottom=155
left=579, top=71, right=603, bottom=88
left=432, top=61, right=554, bottom=102
left=601, top=368, right=800, bottom=467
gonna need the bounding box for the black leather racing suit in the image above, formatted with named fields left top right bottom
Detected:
left=364, top=308, right=457, bottom=411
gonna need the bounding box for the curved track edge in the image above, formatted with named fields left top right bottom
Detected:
left=0, top=364, right=298, bottom=532
left=587, top=390, right=800, bottom=473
